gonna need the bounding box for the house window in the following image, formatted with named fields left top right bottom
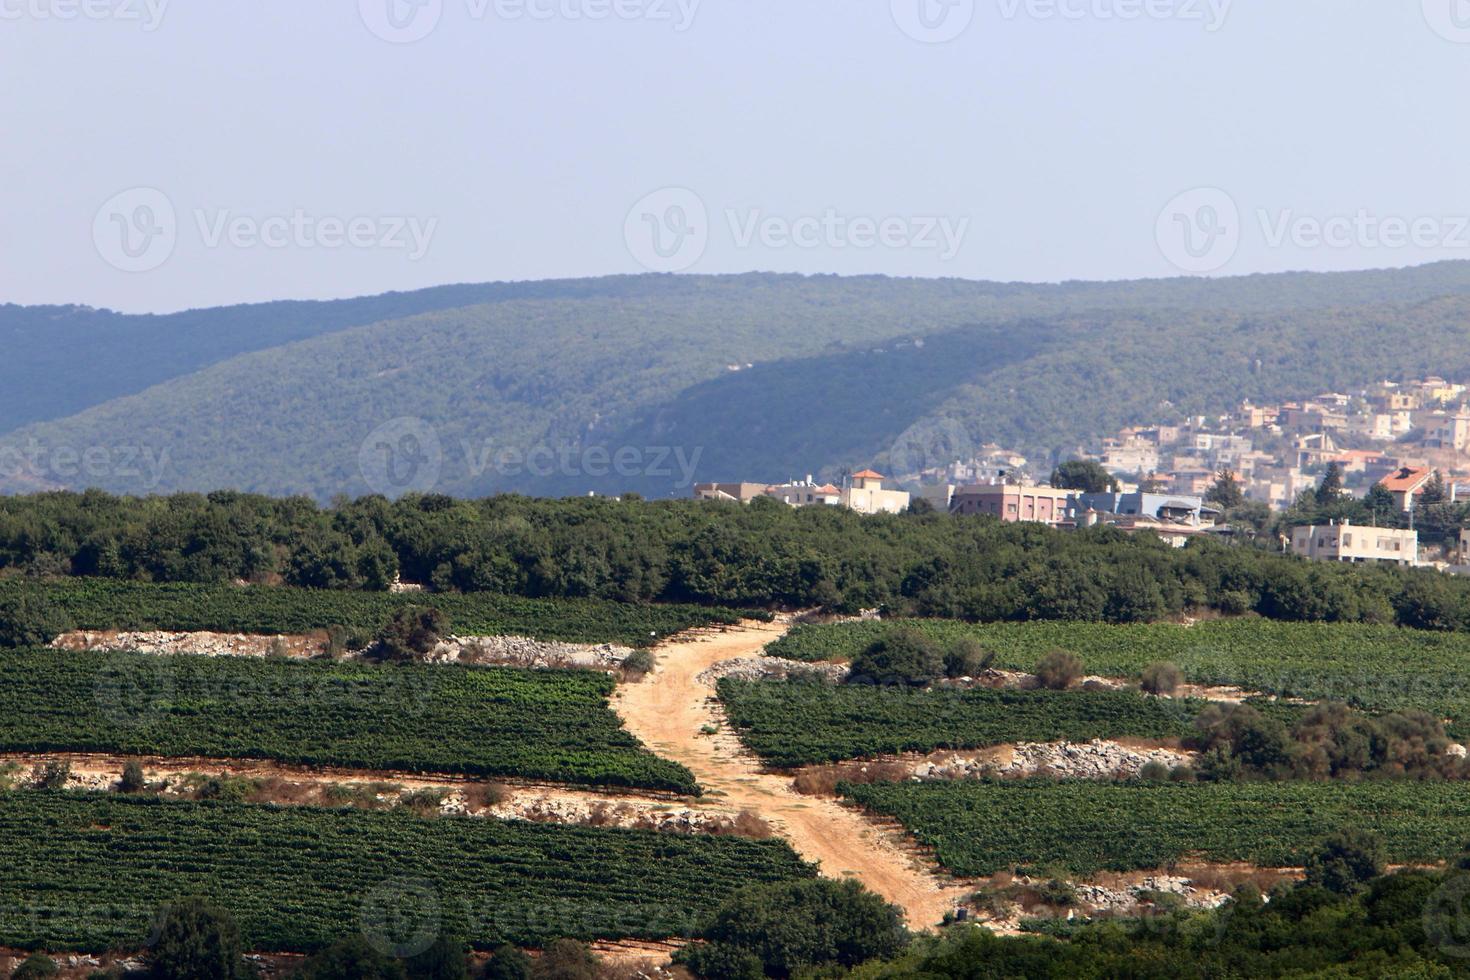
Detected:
left=1342, top=534, right=1352, bottom=546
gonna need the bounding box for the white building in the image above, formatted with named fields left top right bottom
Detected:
left=842, top=470, right=911, bottom=515
left=1290, top=520, right=1418, bottom=567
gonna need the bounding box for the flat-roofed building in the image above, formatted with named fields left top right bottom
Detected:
left=1290, top=521, right=1418, bottom=566
left=949, top=483, right=1073, bottom=525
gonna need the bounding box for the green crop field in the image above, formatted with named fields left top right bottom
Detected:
left=718, top=680, right=1207, bottom=767
left=0, top=792, right=813, bottom=952
left=769, top=619, right=1470, bottom=726
left=0, top=578, right=744, bottom=647
left=0, top=649, right=696, bottom=793
left=843, top=778, right=1470, bottom=877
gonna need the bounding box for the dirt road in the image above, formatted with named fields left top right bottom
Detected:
left=612, top=621, right=971, bottom=931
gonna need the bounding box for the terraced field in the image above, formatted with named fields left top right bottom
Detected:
left=0, top=578, right=744, bottom=647
left=0, top=791, right=814, bottom=951
left=769, top=619, right=1470, bottom=727
left=718, top=680, right=1201, bottom=766
left=843, top=778, right=1470, bottom=877
left=0, top=649, right=697, bottom=793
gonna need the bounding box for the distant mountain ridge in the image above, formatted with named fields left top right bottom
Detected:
left=5, top=265, right=1470, bottom=500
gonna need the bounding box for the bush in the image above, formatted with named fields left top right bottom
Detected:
left=147, top=898, right=250, bottom=980
left=1034, top=650, right=1084, bottom=691
left=1138, top=760, right=1170, bottom=781
left=677, top=878, right=908, bottom=978
left=30, top=760, right=70, bottom=790
left=1140, top=662, right=1183, bottom=695
left=847, top=626, right=944, bottom=687
left=478, top=946, right=532, bottom=980
left=620, top=649, right=654, bottom=680
left=296, top=936, right=405, bottom=979
left=943, top=637, right=995, bottom=679
left=0, top=593, right=74, bottom=649
left=373, top=606, right=449, bottom=662
left=1305, top=830, right=1384, bottom=896
left=119, top=761, right=147, bottom=793
left=11, top=953, right=59, bottom=980
left=530, top=939, right=599, bottom=980
left=405, top=936, right=470, bottom=980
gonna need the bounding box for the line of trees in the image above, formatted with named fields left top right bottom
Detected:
left=6, top=490, right=1470, bottom=630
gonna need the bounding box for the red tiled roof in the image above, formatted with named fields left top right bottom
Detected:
left=1378, top=466, right=1434, bottom=492
left=852, top=469, right=885, bottom=480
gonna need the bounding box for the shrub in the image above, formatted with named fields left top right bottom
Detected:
left=1305, top=830, right=1384, bottom=896
left=406, top=936, right=470, bottom=980
left=1138, top=760, right=1170, bottom=781
left=943, top=637, right=995, bottom=679
left=530, top=939, right=599, bottom=980
left=297, top=936, right=405, bottom=979
left=677, top=878, right=908, bottom=978
left=119, top=761, right=147, bottom=793
left=30, top=760, right=70, bottom=791
left=620, top=649, right=654, bottom=680
left=479, top=946, right=532, bottom=980
left=1034, top=650, right=1084, bottom=691
left=11, top=953, right=59, bottom=980
left=1140, top=662, right=1183, bottom=695
left=0, top=593, right=75, bottom=649
left=373, top=606, right=449, bottom=662
left=847, top=626, right=944, bottom=687
left=147, top=898, right=250, bottom=980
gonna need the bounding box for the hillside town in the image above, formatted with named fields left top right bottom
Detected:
left=696, top=376, right=1470, bottom=572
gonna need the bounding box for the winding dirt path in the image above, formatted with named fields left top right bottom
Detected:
left=612, top=621, right=970, bottom=931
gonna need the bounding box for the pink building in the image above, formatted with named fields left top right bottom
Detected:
left=949, top=484, right=1073, bottom=525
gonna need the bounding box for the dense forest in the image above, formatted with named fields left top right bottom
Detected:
left=7, top=267, right=1470, bottom=499
left=6, top=491, right=1470, bottom=631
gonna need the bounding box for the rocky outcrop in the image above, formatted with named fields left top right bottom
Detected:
left=911, top=741, right=1197, bottom=781
left=697, top=657, right=849, bottom=685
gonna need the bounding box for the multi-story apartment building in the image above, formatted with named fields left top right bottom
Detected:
left=1290, top=521, right=1418, bottom=566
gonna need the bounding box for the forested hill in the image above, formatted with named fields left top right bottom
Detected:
left=5, top=265, right=1470, bottom=500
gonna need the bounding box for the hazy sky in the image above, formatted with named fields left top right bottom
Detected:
left=4, top=0, right=1470, bottom=313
